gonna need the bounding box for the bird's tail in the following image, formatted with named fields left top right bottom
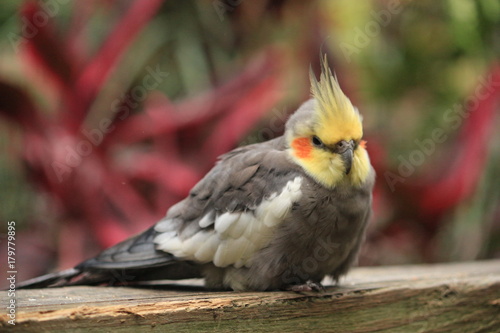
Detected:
left=15, top=226, right=203, bottom=289
left=15, top=268, right=81, bottom=289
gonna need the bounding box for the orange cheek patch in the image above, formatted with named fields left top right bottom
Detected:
left=291, top=137, right=312, bottom=159
left=360, top=140, right=367, bottom=149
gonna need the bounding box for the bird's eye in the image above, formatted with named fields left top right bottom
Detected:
left=312, top=136, right=324, bottom=148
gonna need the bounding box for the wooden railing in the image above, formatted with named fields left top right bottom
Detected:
left=1, top=260, right=499, bottom=332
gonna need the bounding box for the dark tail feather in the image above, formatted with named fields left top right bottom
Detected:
left=16, top=268, right=81, bottom=289
left=17, top=262, right=202, bottom=289
left=16, top=226, right=203, bottom=289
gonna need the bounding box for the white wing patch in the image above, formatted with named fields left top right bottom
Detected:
left=154, top=177, right=303, bottom=268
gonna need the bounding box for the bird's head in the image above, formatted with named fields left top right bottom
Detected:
left=286, top=56, right=371, bottom=188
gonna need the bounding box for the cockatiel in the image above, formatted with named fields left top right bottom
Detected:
left=19, top=56, right=375, bottom=291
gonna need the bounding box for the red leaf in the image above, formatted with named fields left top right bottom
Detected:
left=201, top=72, right=283, bottom=160
left=75, top=0, right=165, bottom=113
left=106, top=53, right=280, bottom=146
left=125, top=151, right=200, bottom=197
left=20, top=2, right=76, bottom=92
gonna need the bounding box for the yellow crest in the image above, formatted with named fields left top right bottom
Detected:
left=309, top=55, right=363, bottom=144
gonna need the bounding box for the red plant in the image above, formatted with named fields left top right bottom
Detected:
left=0, top=1, right=284, bottom=278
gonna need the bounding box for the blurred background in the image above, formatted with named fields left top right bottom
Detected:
left=0, top=0, right=499, bottom=288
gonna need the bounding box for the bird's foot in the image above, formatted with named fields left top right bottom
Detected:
left=286, top=280, right=325, bottom=292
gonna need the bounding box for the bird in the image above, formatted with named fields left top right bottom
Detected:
left=18, top=56, right=375, bottom=292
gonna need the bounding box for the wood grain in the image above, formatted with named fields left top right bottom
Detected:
left=1, top=260, right=499, bottom=332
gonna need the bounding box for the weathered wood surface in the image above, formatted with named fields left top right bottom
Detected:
left=1, top=260, right=499, bottom=332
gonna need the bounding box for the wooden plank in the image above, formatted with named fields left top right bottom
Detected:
left=1, top=260, right=499, bottom=332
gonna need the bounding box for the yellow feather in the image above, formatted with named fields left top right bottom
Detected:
left=309, top=55, right=363, bottom=144
left=349, top=147, right=371, bottom=187
left=290, top=146, right=370, bottom=188
left=289, top=55, right=371, bottom=188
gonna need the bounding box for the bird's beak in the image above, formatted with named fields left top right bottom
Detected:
left=334, top=140, right=355, bottom=175
left=341, top=148, right=353, bottom=175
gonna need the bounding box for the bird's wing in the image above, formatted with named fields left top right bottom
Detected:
left=17, top=139, right=303, bottom=288
left=154, top=138, right=304, bottom=268
left=77, top=226, right=173, bottom=270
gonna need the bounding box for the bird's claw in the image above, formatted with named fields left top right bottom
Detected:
left=286, top=280, right=325, bottom=292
